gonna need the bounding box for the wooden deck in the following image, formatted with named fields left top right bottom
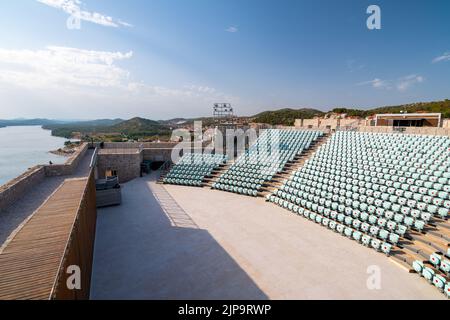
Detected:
left=0, top=177, right=94, bottom=300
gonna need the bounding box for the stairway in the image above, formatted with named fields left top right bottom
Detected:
left=390, top=218, right=449, bottom=292
left=259, top=133, right=333, bottom=197
left=203, top=163, right=232, bottom=187
left=156, top=161, right=173, bottom=184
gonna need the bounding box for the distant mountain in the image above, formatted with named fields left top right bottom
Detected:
left=42, top=117, right=170, bottom=140
left=252, top=108, right=325, bottom=126
left=42, top=119, right=125, bottom=138
left=332, top=99, right=450, bottom=118
left=3, top=99, right=449, bottom=137
left=110, top=117, right=170, bottom=138
left=0, top=118, right=67, bottom=128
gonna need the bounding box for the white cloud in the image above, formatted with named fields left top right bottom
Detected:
left=37, top=0, right=132, bottom=28
left=226, top=26, right=239, bottom=33
left=358, top=74, right=424, bottom=92
left=396, top=74, right=424, bottom=92
left=0, top=46, right=133, bottom=90
left=127, top=83, right=235, bottom=104
left=358, top=78, right=391, bottom=89
left=0, top=46, right=240, bottom=119
left=118, top=20, right=133, bottom=28
left=432, top=52, right=450, bottom=63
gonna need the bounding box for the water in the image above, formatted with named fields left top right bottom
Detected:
left=0, top=126, right=68, bottom=186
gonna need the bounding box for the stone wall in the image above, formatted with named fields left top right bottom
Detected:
left=0, top=143, right=89, bottom=212
left=295, top=118, right=364, bottom=130
left=97, top=151, right=143, bottom=183
left=142, top=148, right=174, bottom=162
left=0, top=166, right=46, bottom=212
left=443, top=119, right=450, bottom=129
left=44, top=143, right=88, bottom=177
left=359, top=126, right=450, bottom=136
left=103, top=142, right=180, bottom=149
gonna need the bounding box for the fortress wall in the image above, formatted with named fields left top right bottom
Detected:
left=296, top=119, right=364, bottom=130
left=103, top=142, right=180, bottom=149
left=0, top=143, right=90, bottom=212
left=97, top=151, right=143, bottom=184
left=142, top=148, right=174, bottom=162
left=44, top=143, right=89, bottom=177
left=443, top=119, right=450, bottom=129
left=0, top=166, right=46, bottom=212
left=358, top=126, right=450, bottom=136
left=402, top=127, right=450, bottom=136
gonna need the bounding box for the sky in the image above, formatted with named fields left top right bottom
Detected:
left=0, top=0, right=449, bottom=120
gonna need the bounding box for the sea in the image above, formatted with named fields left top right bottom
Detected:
left=0, top=126, right=69, bottom=186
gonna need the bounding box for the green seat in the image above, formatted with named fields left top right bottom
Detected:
left=433, top=275, right=446, bottom=290
left=422, top=267, right=435, bottom=282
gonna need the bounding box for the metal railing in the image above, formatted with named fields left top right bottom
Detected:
left=89, top=147, right=99, bottom=169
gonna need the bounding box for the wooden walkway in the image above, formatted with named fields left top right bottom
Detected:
left=0, top=178, right=89, bottom=300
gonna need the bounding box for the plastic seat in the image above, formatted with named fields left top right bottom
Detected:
left=381, top=243, right=392, bottom=256
left=433, top=275, right=446, bottom=290
left=361, top=235, right=371, bottom=246
left=413, top=260, right=424, bottom=274
left=422, top=267, right=435, bottom=282
left=440, top=259, right=450, bottom=273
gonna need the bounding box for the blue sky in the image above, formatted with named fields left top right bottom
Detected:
left=0, top=0, right=449, bottom=120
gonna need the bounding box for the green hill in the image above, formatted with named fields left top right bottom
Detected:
left=0, top=118, right=67, bottom=128
left=251, top=100, right=450, bottom=125
left=5, top=99, right=449, bottom=140
left=44, top=117, right=171, bottom=140
left=332, top=99, right=450, bottom=118
left=43, top=119, right=124, bottom=138
left=252, top=108, right=325, bottom=126
left=110, top=117, right=171, bottom=139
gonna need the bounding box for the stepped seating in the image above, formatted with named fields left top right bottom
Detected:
left=212, top=130, right=323, bottom=197
left=267, top=131, right=450, bottom=297
left=163, top=153, right=228, bottom=187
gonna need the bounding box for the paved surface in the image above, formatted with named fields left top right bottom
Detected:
left=0, top=149, right=93, bottom=247
left=91, top=173, right=444, bottom=300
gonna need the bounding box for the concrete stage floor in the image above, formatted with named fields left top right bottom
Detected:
left=90, top=173, right=444, bottom=300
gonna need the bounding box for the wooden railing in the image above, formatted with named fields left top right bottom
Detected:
left=51, top=170, right=97, bottom=300
left=0, top=170, right=97, bottom=300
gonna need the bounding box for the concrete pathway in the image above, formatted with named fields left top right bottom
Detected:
left=91, top=173, right=267, bottom=300
left=91, top=173, right=445, bottom=300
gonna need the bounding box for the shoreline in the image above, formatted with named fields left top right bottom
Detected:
left=48, top=149, right=73, bottom=157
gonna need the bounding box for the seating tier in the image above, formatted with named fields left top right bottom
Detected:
left=268, top=131, right=450, bottom=297
left=212, top=130, right=323, bottom=197
left=163, top=153, right=227, bottom=187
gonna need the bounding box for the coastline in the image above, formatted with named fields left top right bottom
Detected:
left=48, top=149, right=73, bottom=157
left=0, top=126, right=70, bottom=187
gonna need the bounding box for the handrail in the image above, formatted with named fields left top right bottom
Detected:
left=89, top=147, right=99, bottom=169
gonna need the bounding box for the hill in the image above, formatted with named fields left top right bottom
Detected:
left=3, top=99, right=449, bottom=139
left=252, top=108, right=325, bottom=126
left=0, top=118, right=66, bottom=128
left=43, top=117, right=171, bottom=141
left=43, top=119, right=124, bottom=138
left=110, top=117, right=171, bottom=139
left=332, top=99, right=450, bottom=118
left=251, top=100, right=450, bottom=125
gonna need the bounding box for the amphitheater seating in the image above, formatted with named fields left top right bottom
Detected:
left=268, top=131, right=450, bottom=296
left=163, top=153, right=227, bottom=187
left=212, top=130, right=323, bottom=196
